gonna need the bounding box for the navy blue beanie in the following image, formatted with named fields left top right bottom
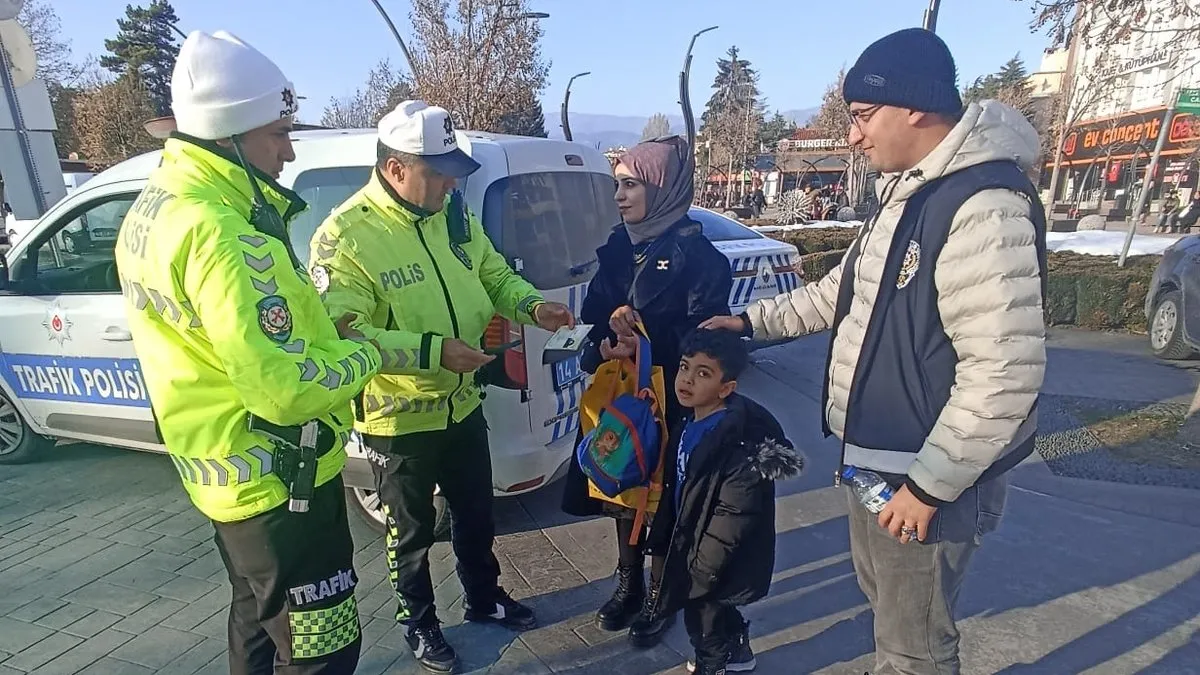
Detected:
left=842, top=28, right=962, bottom=115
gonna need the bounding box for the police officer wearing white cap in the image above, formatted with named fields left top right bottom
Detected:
left=116, top=31, right=382, bottom=674
left=310, top=100, right=574, bottom=673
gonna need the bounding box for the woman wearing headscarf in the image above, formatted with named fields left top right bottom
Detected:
left=560, top=136, right=733, bottom=648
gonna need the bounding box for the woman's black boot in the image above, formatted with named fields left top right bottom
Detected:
left=595, top=563, right=644, bottom=631
left=628, top=579, right=675, bottom=648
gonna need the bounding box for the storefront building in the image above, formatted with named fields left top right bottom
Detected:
left=1045, top=0, right=1200, bottom=216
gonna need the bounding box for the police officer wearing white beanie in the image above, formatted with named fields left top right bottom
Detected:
left=117, top=30, right=378, bottom=675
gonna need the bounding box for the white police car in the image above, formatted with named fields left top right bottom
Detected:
left=0, top=129, right=799, bottom=534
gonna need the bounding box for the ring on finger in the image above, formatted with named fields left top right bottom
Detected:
left=900, top=526, right=918, bottom=542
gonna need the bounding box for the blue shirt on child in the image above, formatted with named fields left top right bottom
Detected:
left=675, top=409, right=728, bottom=511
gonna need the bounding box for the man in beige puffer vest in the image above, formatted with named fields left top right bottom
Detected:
left=704, top=28, right=1046, bottom=675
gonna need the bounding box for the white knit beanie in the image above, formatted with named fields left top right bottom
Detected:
left=171, top=30, right=299, bottom=140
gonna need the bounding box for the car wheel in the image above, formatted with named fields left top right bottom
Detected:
left=348, top=486, right=451, bottom=541
left=1149, top=290, right=1194, bottom=360
left=0, top=390, right=51, bottom=464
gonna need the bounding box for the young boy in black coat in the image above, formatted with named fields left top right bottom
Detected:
left=645, top=330, right=804, bottom=675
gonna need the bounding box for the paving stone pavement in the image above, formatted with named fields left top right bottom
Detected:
left=1, top=333, right=1199, bottom=674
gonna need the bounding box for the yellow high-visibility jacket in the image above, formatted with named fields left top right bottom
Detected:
left=310, top=171, right=543, bottom=437
left=116, top=136, right=381, bottom=522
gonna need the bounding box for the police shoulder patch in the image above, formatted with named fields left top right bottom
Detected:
left=257, top=295, right=294, bottom=343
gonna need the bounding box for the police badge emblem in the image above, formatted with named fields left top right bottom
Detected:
left=257, top=295, right=293, bottom=343
left=310, top=265, right=330, bottom=294
left=896, top=240, right=921, bottom=289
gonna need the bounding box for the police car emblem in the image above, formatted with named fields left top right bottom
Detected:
left=310, top=265, right=330, bottom=294
left=43, top=303, right=73, bottom=345
left=896, top=240, right=921, bottom=289
left=257, top=295, right=293, bottom=343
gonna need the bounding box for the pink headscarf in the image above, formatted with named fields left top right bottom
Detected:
left=618, top=135, right=695, bottom=244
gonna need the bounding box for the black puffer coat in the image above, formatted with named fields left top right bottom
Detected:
left=560, top=217, right=732, bottom=517
left=645, top=394, right=803, bottom=615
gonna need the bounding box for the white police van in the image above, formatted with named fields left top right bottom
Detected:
left=0, top=128, right=799, bottom=532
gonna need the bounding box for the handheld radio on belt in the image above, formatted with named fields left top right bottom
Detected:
left=248, top=416, right=337, bottom=512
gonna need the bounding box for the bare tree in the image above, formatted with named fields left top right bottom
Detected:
left=407, top=0, right=550, bottom=133
left=72, top=68, right=161, bottom=169
left=320, top=59, right=414, bottom=129
left=1043, top=49, right=1132, bottom=214
left=809, top=68, right=851, bottom=141
left=1027, top=0, right=1200, bottom=50
left=16, top=0, right=83, bottom=154
left=16, top=0, right=80, bottom=86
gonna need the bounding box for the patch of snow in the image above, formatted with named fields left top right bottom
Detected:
left=753, top=220, right=862, bottom=233
left=1046, top=230, right=1181, bottom=257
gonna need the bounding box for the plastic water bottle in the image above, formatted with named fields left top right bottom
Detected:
left=842, top=466, right=894, bottom=514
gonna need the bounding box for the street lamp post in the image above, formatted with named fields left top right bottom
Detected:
left=923, top=0, right=941, bottom=32
left=560, top=71, right=590, bottom=141
left=369, top=0, right=419, bottom=81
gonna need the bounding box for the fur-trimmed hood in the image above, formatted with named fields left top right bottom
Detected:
left=749, top=438, right=805, bottom=481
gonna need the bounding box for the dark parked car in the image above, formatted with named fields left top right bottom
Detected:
left=1146, top=233, right=1200, bottom=359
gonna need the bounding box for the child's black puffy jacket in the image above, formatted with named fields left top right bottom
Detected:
left=645, top=393, right=803, bottom=615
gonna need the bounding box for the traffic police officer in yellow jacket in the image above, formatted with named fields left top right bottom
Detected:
left=116, top=31, right=382, bottom=675
left=310, top=101, right=574, bottom=673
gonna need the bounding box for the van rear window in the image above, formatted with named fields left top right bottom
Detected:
left=484, top=172, right=618, bottom=290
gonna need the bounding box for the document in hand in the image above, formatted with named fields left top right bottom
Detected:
left=542, top=324, right=593, bottom=364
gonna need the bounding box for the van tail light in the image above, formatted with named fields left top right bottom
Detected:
left=483, top=315, right=527, bottom=389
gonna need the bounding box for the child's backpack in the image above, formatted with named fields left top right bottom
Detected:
left=576, top=325, right=668, bottom=542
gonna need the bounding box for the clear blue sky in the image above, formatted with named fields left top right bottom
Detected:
left=55, top=0, right=1053, bottom=121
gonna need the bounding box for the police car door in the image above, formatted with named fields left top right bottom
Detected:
left=0, top=182, right=158, bottom=450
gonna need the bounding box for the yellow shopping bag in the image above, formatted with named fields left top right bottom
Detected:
left=578, top=325, right=670, bottom=543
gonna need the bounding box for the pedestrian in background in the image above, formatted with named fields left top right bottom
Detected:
left=703, top=28, right=1048, bottom=675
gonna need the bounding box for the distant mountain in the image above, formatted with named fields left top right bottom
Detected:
left=549, top=107, right=820, bottom=150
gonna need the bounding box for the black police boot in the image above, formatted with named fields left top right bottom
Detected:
left=463, top=587, right=537, bottom=630
left=405, top=619, right=457, bottom=674
left=595, top=562, right=645, bottom=631
left=627, top=579, right=675, bottom=648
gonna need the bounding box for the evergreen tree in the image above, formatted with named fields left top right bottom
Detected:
left=100, top=0, right=181, bottom=117
left=698, top=46, right=765, bottom=199
left=641, top=113, right=672, bottom=141
left=700, top=46, right=762, bottom=131
left=758, top=111, right=797, bottom=150
left=963, top=54, right=1032, bottom=115
left=496, top=98, right=548, bottom=137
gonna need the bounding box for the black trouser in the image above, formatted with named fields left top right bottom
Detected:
left=212, top=475, right=361, bottom=675
left=364, top=407, right=501, bottom=626
left=683, top=599, right=744, bottom=666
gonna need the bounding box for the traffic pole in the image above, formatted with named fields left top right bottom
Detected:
left=1117, top=88, right=1176, bottom=267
